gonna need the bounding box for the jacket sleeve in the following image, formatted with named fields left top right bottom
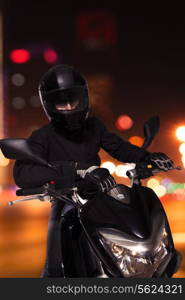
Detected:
left=97, top=119, right=148, bottom=163
left=13, top=129, right=58, bottom=188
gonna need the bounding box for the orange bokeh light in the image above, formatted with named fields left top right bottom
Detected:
left=115, top=115, right=133, bottom=131
left=129, top=136, right=144, bottom=147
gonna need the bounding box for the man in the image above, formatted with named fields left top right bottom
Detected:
left=13, top=64, right=173, bottom=277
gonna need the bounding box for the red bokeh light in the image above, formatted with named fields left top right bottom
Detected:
left=115, top=115, right=133, bottom=131
left=10, top=49, right=31, bottom=64
left=76, top=11, right=117, bottom=46
left=43, top=48, right=58, bottom=64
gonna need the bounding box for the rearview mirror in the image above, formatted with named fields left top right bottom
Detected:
left=0, top=138, right=55, bottom=170
left=142, top=116, right=160, bottom=149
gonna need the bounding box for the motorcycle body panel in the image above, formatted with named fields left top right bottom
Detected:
left=60, top=206, right=103, bottom=277
left=61, top=184, right=179, bottom=277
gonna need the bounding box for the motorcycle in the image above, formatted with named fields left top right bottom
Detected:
left=0, top=116, right=182, bottom=278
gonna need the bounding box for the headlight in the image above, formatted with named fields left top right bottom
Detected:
left=99, top=225, right=170, bottom=278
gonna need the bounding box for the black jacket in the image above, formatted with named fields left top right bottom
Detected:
left=13, top=117, right=148, bottom=188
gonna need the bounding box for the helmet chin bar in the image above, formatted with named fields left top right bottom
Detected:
left=51, top=108, right=89, bottom=132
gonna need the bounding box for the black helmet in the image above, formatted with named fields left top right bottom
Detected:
left=38, top=64, right=89, bottom=132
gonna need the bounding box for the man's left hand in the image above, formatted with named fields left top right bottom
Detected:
left=145, top=152, right=174, bottom=171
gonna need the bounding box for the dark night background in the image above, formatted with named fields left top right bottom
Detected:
left=0, top=1, right=185, bottom=278
left=2, top=1, right=185, bottom=181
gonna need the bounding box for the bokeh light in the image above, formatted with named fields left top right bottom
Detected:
left=147, top=178, right=160, bottom=189
left=153, top=185, right=167, bottom=198
left=43, top=48, right=58, bottom=64
left=10, top=49, right=31, bottom=64
left=167, top=183, right=185, bottom=193
left=11, top=73, right=25, bottom=86
left=129, top=136, right=144, bottom=147
left=0, top=150, right=10, bottom=167
left=161, top=178, right=173, bottom=188
left=12, top=97, right=26, bottom=109
left=101, top=161, right=116, bottom=174
left=115, top=163, right=135, bottom=178
left=179, top=143, right=185, bottom=155
left=181, top=155, right=185, bottom=167
left=176, top=126, right=185, bottom=142
left=115, top=115, right=133, bottom=131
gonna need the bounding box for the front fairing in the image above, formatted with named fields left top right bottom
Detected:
left=80, top=185, right=155, bottom=239
left=79, top=185, right=175, bottom=277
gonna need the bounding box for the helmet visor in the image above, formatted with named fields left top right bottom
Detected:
left=44, top=86, right=88, bottom=114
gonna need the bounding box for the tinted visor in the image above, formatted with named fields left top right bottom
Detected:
left=44, top=86, right=88, bottom=113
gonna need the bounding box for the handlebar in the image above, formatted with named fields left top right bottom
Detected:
left=8, top=165, right=182, bottom=206
left=16, top=186, right=47, bottom=196
left=15, top=184, right=75, bottom=197
left=8, top=184, right=81, bottom=207
left=126, top=165, right=182, bottom=180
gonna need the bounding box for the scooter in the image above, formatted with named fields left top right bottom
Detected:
left=0, top=116, right=182, bottom=278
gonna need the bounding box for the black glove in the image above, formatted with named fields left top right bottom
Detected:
left=54, top=161, right=93, bottom=175
left=145, top=152, right=174, bottom=171
left=52, top=161, right=95, bottom=188
left=75, top=161, right=93, bottom=177
left=51, top=161, right=76, bottom=188
left=77, top=179, right=99, bottom=200
left=84, top=167, right=116, bottom=192
left=134, top=162, right=153, bottom=179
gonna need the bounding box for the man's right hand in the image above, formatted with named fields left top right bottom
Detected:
left=54, top=162, right=116, bottom=193
left=84, top=167, right=116, bottom=192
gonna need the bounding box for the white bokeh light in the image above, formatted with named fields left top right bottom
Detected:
left=101, top=161, right=116, bottom=174
left=11, top=73, right=25, bottom=86
left=12, top=97, right=26, bottom=109
left=153, top=185, right=167, bottom=198
left=0, top=149, right=10, bottom=167
left=115, top=163, right=135, bottom=178
left=176, top=126, right=185, bottom=142
left=179, top=143, right=185, bottom=155
left=147, top=178, right=160, bottom=189
left=181, top=155, right=185, bottom=167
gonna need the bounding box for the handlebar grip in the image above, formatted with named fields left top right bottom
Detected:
left=16, top=186, right=46, bottom=196
left=126, top=165, right=182, bottom=180
left=126, top=169, right=137, bottom=179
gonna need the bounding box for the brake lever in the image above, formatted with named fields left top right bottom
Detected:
left=152, top=165, right=182, bottom=175
left=174, top=166, right=183, bottom=170
left=8, top=193, right=50, bottom=206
